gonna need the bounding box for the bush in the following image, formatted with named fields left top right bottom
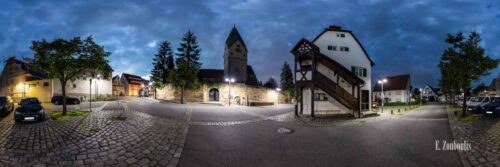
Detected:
left=49, top=110, right=88, bottom=120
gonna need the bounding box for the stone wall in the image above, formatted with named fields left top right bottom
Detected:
left=156, top=83, right=290, bottom=105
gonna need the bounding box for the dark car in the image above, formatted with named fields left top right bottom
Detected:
left=0, top=96, right=15, bottom=116
left=482, top=97, right=500, bottom=117
left=51, top=96, right=80, bottom=105
left=15, top=98, right=45, bottom=122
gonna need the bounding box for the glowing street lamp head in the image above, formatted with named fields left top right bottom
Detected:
left=225, top=78, right=229, bottom=82
left=378, top=78, right=388, bottom=84
left=276, top=88, right=281, bottom=92
left=230, top=78, right=235, bottom=83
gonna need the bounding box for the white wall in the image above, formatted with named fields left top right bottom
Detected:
left=374, top=90, right=410, bottom=103
left=313, top=30, right=372, bottom=111
left=300, top=88, right=353, bottom=115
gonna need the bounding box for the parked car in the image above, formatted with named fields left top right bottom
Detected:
left=482, top=97, right=500, bottom=117
left=15, top=97, right=45, bottom=122
left=51, top=96, right=80, bottom=105
left=0, top=96, right=15, bottom=117
left=468, top=96, right=491, bottom=114
left=456, top=97, right=473, bottom=107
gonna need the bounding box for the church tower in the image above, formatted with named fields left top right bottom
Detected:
left=224, top=25, right=248, bottom=83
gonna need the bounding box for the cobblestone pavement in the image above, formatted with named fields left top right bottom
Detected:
left=448, top=111, right=500, bottom=167
left=0, top=102, right=189, bottom=166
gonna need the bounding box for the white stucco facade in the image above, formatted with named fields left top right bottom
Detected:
left=295, top=26, right=373, bottom=116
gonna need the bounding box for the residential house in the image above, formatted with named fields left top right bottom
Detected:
left=112, top=75, right=125, bottom=96
left=291, top=25, right=374, bottom=117
left=487, top=74, right=500, bottom=96
left=421, top=84, right=437, bottom=102
left=373, top=74, right=411, bottom=103
left=0, top=57, right=112, bottom=102
left=121, top=73, right=147, bottom=96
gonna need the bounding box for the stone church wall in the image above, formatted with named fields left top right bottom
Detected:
left=156, top=83, right=289, bottom=105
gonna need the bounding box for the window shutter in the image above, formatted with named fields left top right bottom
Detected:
left=363, top=68, right=367, bottom=77
left=351, top=66, right=355, bottom=74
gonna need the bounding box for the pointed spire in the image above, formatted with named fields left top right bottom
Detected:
left=225, top=25, right=247, bottom=49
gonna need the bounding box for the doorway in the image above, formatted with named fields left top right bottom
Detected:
left=209, top=88, right=219, bottom=101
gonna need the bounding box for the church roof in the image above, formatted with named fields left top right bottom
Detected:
left=225, top=26, right=247, bottom=49
left=198, top=69, right=225, bottom=82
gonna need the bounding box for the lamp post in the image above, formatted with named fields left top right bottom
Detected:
left=419, top=88, right=423, bottom=106
left=225, top=78, right=235, bottom=106
left=96, top=73, right=101, bottom=100
left=148, top=82, right=153, bottom=98
left=276, top=88, right=281, bottom=106
left=377, top=78, right=387, bottom=113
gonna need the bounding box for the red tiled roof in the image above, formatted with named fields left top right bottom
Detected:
left=373, top=74, right=411, bottom=92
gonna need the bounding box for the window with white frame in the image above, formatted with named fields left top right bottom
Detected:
left=351, top=66, right=367, bottom=77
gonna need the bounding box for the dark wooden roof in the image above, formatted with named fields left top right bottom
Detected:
left=246, top=65, right=258, bottom=86
left=373, top=74, right=411, bottom=92
left=198, top=69, right=224, bottom=82
left=225, top=26, right=247, bottom=49
left=122, top=73, right=146, bottom=85
left=311, top=25, right=375, bottom=66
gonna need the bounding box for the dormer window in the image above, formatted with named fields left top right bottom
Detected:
left=236, top=44, right=240, bottom=47
left=336, top=33, right=346, bottom=38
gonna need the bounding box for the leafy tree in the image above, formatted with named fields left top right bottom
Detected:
left=151, top=41, right=174, bottom=88
left=173, top=31, right=202, bottom=104
left=264, top=77, right=277, bottom=89
left=280, top=62, right=294, bottom=101
left=439, top=31, right=499, bottom=116
left=472, top=83, right=488, bottom=96
left=411, top=88, right=421, bottom=101
left=26, top=36, right=111, bottom=115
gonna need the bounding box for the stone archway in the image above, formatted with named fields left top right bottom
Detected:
left=209, top=88, right=219, bottom=101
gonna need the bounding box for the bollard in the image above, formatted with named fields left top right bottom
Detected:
left=398, top=109, right=400, bottom=113
left=405, top=107, right=407, bottom=111
left=391, top=110, right=393, bottom=114
left=454, top=111, right=458, bottom=116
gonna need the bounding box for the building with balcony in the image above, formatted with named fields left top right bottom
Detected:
left=291, top=25, right=374, bottom=117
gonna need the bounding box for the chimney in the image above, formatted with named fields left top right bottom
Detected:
left=328, top=25, right=342, bottom=30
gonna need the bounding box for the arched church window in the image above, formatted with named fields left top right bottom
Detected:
left=235, top=48, right=241, bottom=53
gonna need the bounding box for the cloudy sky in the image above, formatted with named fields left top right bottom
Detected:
left=0, top=0, right=499, bottom=88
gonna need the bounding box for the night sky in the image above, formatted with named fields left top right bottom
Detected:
left=0, top=0, right=499, bottom=88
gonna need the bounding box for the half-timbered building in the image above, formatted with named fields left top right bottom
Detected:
left=291, top=25, right=374, bottom=117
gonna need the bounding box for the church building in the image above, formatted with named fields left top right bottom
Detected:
left=156, top=26, right=284, bottom=105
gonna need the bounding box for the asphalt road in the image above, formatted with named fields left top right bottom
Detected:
left=121, top=98, right=461, bottom=167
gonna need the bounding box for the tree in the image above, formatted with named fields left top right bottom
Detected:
left=411, top=88, right=421, bottom=101
left=472, top=83, right=488, bottom=96
left=439, top=31, right=499, bottom=116
left=264, top=77, right=277, bottom=89
left=280, top=62, right=294, bottom=101
left=151, top=41, right=174, bottom=88
left=173, top=30, right=202, bottom=104
left=26, top=36, right=111, bottom=115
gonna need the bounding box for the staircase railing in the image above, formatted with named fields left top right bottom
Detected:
left=315, top=71, right=358, bottom=109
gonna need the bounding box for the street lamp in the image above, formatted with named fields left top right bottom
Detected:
left=148, top=82, right=154, bottom=98
left=276, top=88, right=281, bottom=106
left=96, top=73, right=101, bottom=100
left=419, top=88, right=423, bottom=106
left=377, top=78, right=387, bottom=113
left=225, top=78, right=235, bottom=106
